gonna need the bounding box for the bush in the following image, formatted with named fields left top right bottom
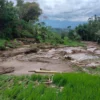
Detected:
left=0, top=39, right=6, bottom=50
left=63, top=37, right=84, bottom=47
left=21, top=30, right=34, bottom=38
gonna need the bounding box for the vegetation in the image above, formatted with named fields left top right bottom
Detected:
left=75, top=15, right=100, bottom=43
left=0, top=73, right=100, bottom=100
left=0, top=39, right=7, bottom=50
left=0, top=0, right=83, bottom=48
left=0, top=39, right=22, bottom=50
left=0, top=0, right=41, bottom=39
left=86, top=67, right=100, bottom=74
left=0, top=0, right=100, bottom=100
left=63, top=37, right=84, bottom=47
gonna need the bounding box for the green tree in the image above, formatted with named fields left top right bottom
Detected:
left=17, top=2, right=42, bottom=22
left=16, top=0, right=24, bottom=7
left=76, top=15, right=100, bottom=42
left=0, top=0, right=18, bottom=38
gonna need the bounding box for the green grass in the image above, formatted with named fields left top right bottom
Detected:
left=0, top=73, right=100, bottom=100
left=63, top=37, right=85, bottom=47
left=86, top=67, right=100, bottom=74
left=0, top=39, right=22, bottom=50
left=65, top=40, right=85, bottom=47
left=0, top=39, right=7, bottom=50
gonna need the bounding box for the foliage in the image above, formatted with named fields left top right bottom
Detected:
left=32, top=23, right=63, bottom=44
left=16, top=0, right=24, bottom=7
left=76, top=15, right=100, bottom=43
left=0, top=39, right=6, bottom=50
left=63, top=37, right=84, bottom=47
left=0, top=73, right=100, bottom=100
left=0, top=39, right=22, bottom=50
left=17, top=1, right=42, bottom=22
left=0, top=0, right=83, bottom=47
left=0, top=0, right=18, bottom=39
left=0, top=0, right=42, bottom=39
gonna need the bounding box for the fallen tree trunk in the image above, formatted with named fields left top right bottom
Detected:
left=40, top=68, right=50, bottom=71
left=29, top=70, right=61, bottom=74
left=0, top=67, right=14, bottom=75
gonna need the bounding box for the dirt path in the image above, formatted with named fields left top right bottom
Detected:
left=0, top=41, right=100, bottom=75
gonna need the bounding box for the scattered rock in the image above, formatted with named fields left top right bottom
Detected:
left=64, top=55, right=73, bottom=60
left=87, top=47, right=97, bottom=53
left=24, top=48, right=38, bottom=54
left=86, top=63, right=99, bottom=69
left=95, top=50, right=100, bottom=55
left=67, top=53, right=99, bottom=61
left=0, top=67, right=14, bottom=75
left=2, top=47, right=39, bottom=57
left=65, top=49, right=73, bottom=54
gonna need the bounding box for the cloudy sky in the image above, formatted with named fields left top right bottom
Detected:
left=11, top=0, right=100, bottom=28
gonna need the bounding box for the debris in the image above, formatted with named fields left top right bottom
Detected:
left=24, top=48, right=38, bottom=54
left=87, top=47, right=97, bottom=53
left=43, top=81, right=52, bottom=85
left=40, top=68, right=50, bottom=71
left=95, top=50, right=100, bottom=55
left=0, top=67, right=14, bottom=75
left=29, top=70, right=61, bottom=74
left=66, top=53, right=99, bottom=61
left=86, top=63, right=99, bottom=69
left=43, top=75, right=53, bottom=85
left=64, top=55, right=73, bottom=60
left=2, top=47, right=38, bottom=57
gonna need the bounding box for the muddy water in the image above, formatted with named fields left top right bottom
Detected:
left=0, top=42, right=100, bottom=75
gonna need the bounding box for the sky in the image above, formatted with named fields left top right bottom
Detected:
left=11, top=0, right=100, bottom=28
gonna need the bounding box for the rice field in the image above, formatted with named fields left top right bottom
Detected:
left=0, top=73, right=100, bottom=100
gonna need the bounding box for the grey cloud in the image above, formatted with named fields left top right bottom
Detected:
left=10, top=0, right=100, bottom=21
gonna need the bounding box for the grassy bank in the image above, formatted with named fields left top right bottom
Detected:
left=0, top=38, right=84, bottom=51
left=0, top=39, right=22, bottom=50
left=0, top=39, right=7, bottom=50
left=63, top=37, right=84, bottom=47
left=0, top=73, right=100, bottom=100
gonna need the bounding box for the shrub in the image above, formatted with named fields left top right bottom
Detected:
left=21, top=30, right=34, bottom=38
left=0, top=39, right=6, bottom=50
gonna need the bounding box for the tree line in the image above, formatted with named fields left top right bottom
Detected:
left=0, top=0, right=42, bottom=39
left=75, top=15, right=100, bottom=43
left=1, top=0, right=95, bottom=46
left=0, top=0, right=69, bottom=45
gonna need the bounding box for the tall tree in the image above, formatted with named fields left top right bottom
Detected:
left=17, top=1, right=42, bottom=22
left=16, top=0, right=24, bottom=7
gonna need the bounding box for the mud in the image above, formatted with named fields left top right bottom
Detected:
left=0, top=41, right=100, bottom=75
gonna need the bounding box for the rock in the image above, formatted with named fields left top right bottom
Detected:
left=65, top=49, right=73, bottom=54
left=24, top=48, right=38, bottom=54
left=95, top=50, right=100, bottom=55
left=71, top=60, right=77, bottom=63
left=2, top=47, right=39, bottom=57
left=58, top=51, right=66, bottom=56
left=67, top=53, right=99, bottom=61
left=87, top=47, right=97, bottom=53
left=64, top=55, right=73, bottom=60
left=86, top=63, right=99, bottom=69
left=0, top=67, right=14, bottom=75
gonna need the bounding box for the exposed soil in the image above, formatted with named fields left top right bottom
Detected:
left=0, top=41, right=100, bottom=75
